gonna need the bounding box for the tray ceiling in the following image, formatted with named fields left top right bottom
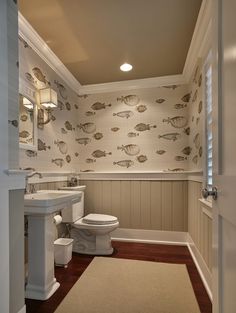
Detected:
left=19, top=0, right=202, bottom=85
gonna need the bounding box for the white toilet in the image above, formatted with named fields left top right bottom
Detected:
left=60, top=186, right=119, bottom=255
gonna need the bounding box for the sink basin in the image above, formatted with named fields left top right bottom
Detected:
left=24, top=190, right=82, bottom=215
left=59, top=185, right=86, bottom=191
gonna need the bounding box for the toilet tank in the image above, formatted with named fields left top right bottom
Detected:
left=61, top=192, right=84, bottom=223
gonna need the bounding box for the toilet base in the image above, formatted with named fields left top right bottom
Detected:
left=71, top=228, right=114, bottom=255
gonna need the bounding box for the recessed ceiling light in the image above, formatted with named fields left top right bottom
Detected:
left=120, top=63, right=133, bottom=72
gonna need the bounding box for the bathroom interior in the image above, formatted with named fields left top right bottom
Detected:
left=1, top=0, right=218, bottom=313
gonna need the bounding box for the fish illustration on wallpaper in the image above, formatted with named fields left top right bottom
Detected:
left=76, top=138, right=91, bottom=145
left=113, top=110, right=134, bottom=119
left=181, top=93, right=191, bottom=102
left=75, top=152, right=79, bottom=157
left=136, top=105, right=147, bottom=113
left=65, top=121, right=74, bottom=131
left=117, top=144, right=140, bottom=156
left=86, top=158, right=96, bottom=164
left=156, top=150, right=166, bottom=155
left=136, top=155, right=147, bottom=163
left=25, top=150, right=37, bottom=157
left=65, top=102, right=71, bottom=111
left=193, top=133, right=200, bottom=149
left=32, top=67, right=50, bottom=85
left=167, top=168, right=185, bottom=172
left=127, top=132, right=139, bottom=138
left=111, top=127, right=120, bottom=132
left=162, top=116, right=188, bottom=128
left=85, top=111, right=96, bottom=116
left=93, top=132, right=103, bottom=140
left=192, top=155, right=198, bottom=164
left=134, top=123, right=157, bottom=132
left=198, top=101, right=203, bottom=114
left=19, top=130, right=30, bottom=138
left=61, top=128, right=67, bottom=134
left=77, top=123, right=96, bottom=134
left=156, top=98, right=165, bottom=104
left=192, top=90, right=198, bottom=103
left=54, top=140, right=68, bottom=154
left=20, top=115, right=28, bottom=122
left=92, top=150, right=112, bottom=158
left=163, top=85, right=179, bottom=90
left=158, top=132, right=181, bottom=141
left=198, top=74, right=202, bottom=87
left=54, top=80, right=68, bottom=99
left=199, top=146, right=203, bottom=157
left=174, top=156, right=187, bottom=161
left=117, top=95, right=140, bottom=106
left=174, top=103, right=187, bottom=109
left=113, top=160, right=134, bottom=168
left=183, top=127, right=190, bottom=135
left=52, top=158, right=64, bottom=167
left=25, top=72, right=37, bottom=85
left=58, top=100, right=65, bottom=110
left=181, top=146, right=192, bottom=155
left=91, top=102, right=111, bottom=110
left=38, top=139, right=50, bottom=151
left=74, top=104, right=79, bottom=110
left=66, top=155, right=71, bottom=163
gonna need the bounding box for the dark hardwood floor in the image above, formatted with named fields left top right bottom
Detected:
left=26, top=241, right=212, bottom=313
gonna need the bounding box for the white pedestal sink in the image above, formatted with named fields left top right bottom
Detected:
left=24, top=190, right=82, bottom=300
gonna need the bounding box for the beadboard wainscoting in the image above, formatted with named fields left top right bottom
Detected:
left=187, top=180, right=212, bottom=299
left=80, top=180, right=188, bottom=232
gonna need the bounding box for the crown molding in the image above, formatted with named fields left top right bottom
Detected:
left=18, top=0, right=212, bottom=96
left=79, top=74, right=186, bottom=95
left=18, top=13, right=81, bottom=94
left=183, top=0, right=212, bottom=81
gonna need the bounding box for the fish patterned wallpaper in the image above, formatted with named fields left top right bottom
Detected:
left=19, top=37, right=203, bottom=173
left=77, top=85, right=193, bottom=172
left=187, top=59, right=203, bottom=171
left=19, top=37, right=80, bottom=172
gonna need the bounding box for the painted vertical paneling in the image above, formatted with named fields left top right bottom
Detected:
left=102, top=181, right=112, bottom=215
left=120, top=181, right=131, bottom=228
left=140, top=181, right=151, bottom=229
left=172, top=181, right=184, bottom=231
left=111, top=181, right=121, bottom=221
left=188, top=180, right=212, bottom=272
left=150, top=182, right=162, bottom=230
left=161, top=182, right=172, bottom=231
left=93, top=181, right=103, bottom=214
left=130, top=181, right=141, bottom=229
left=183, top=181, right=188, bottom=231
left=84, top=180, right=95, bottom=214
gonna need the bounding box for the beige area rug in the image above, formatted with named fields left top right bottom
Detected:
left=55, top=257, right=200, bottom=313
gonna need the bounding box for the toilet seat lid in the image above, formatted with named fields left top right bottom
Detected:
left=83, top=214, right=118, bottom=225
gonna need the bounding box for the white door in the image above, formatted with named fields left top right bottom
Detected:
left=211, top=0, right=236, bottom=312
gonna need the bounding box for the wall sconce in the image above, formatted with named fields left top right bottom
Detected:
left=39, top=87, right=57, bottom=108
left=38, top=88, right=57, bottom=126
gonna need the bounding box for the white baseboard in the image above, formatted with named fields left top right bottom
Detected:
left=111, top=228, right=188, bottom=245
left=187, top=234, right=212, bottom=301
left=111, top=228, right=212, bottom=301
left=17, top=305, right=26, bottom=313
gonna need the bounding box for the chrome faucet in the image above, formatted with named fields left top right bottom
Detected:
left=25, top=172, right=43, bottom=194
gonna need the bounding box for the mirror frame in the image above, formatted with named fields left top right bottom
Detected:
left=19, top=78, right=38, bottom=151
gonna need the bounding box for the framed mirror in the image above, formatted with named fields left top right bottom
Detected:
left=19, top=79, right=38, bottom=151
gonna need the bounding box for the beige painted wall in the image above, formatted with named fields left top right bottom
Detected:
left=188, top=180, right=212, bottom=271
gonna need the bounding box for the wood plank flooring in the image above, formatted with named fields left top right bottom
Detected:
left=25, top=241, right=212, bottom=313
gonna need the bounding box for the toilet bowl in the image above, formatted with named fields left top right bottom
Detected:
left=59, top=186, right=119, bottom=255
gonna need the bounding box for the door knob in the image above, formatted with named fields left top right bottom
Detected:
left=202, top=187, right=218, bottom=200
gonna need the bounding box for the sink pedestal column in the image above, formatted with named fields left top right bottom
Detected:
left=25, top=214, right=60, bottom=300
